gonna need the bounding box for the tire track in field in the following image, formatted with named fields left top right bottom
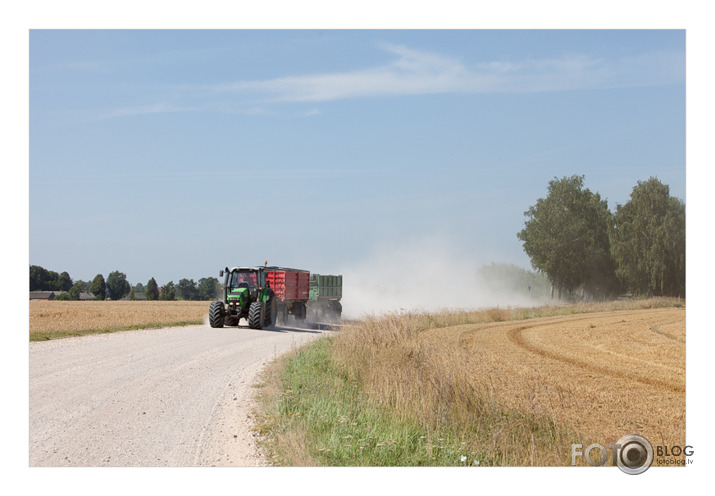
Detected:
left=507, top=321, right=684, bottom=393
left=650, top=321, right=686, bottom=343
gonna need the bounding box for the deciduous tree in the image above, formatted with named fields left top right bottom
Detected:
left=106, top=271, right=131, bottom=300
left=89, top=274, right=106, bottom=300
left=610, top=177, right=685, bottom=297
left=517, top=175, right=617, bottom=299
left=197, top=277, right=220, bottom=300
left=177, top=278, right=199, bottom=301
left=68, top=281, right=86, bottom=300
left=57, top=272, right=73, bottom=292
left=29, top=265, right=65, bottom=291
left=159, top=281, right=176, bottom=301
left=145, top=277, right=159, bottom=300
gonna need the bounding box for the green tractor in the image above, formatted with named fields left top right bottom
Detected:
left=208, top=266, right=278, bottom=329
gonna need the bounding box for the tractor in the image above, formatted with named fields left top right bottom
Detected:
left=208, top=266, right=278, bottom=329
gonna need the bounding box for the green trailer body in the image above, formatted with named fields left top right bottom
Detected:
left=307, top=273, right=342, bottom=322
left=309, top=274, right=343, bottom=301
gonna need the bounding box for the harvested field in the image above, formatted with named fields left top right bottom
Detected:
left=332, top=301, right=685, bottom=466
left=29, top=300, right=208, bottom=340
left=446, top=308, right=685, bottom=456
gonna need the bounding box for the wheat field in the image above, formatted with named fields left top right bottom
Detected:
left=30, top=300, right=209, bottom=340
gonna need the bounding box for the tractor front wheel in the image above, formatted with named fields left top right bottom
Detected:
left=248, top=301, right=263, bottom=329
left=209, top=301, right=225, bottom=328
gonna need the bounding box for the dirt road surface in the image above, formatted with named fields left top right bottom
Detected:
left=29, top=323, right=329, bottom=466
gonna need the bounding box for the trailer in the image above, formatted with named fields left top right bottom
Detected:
left=264, top=266, right=310, bottom=323
left=307, top=274, right=343, bottom=322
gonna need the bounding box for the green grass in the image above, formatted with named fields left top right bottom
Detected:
left=29, top=320, right=204, bottom=341
left=256, top=338, right=573, bottom=467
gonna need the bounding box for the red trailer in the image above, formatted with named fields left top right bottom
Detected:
left=264, top=267, right=310, bottom=321
left=265, top=268, right=310, bottom=301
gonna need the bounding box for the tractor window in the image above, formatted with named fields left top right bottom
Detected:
left=231, top=272, right=257, bottom=287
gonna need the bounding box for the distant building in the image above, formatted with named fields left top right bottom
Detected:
left=121, top=292, right=147, bottom=301
left=30, top=291, right=95, bottom=301
left=30, top=291, right=57, bottom=300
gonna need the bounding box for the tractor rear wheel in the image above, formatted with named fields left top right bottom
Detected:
left=248, top=301, right=263, bottom=329
left=263, top=297, right=277, bottom=328
left=209, top=301, right=225, bottom=328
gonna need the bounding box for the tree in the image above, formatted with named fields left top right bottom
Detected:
left=610, top=177, right=685, bottom=297
left=197, top=277, right=221, bottom=300
left=517, top=175, right=618, bottom=300
left=177, top=278, right=199, bottom=301
left=145, top=278, right=159, bottom=301
left=106, top=271, right=131, bottom=300
left=30, top=265, right=52, bottom=291
left=68, top=281, right=86, bottom=300
left=133, top=282, right=145, bottom=293
left=29, top=265, right=63, bottom=291
left=57, top=272, right=73, bottom=292
left=90, top=274, right=107, bottom=300
left=159, top=281, right=176, bottom=301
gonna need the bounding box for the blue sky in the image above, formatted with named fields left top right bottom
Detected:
left=29, top=29, right=685, bottom=288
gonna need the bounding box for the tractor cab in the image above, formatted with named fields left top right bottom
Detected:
left=230, top=270, right=258, bottom=289
left=223, top=267, right=262, bottom=309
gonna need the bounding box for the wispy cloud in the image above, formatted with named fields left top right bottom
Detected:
left=99, top=102, right=197, bottom=119
left=208, top=44, right=684, bottom=102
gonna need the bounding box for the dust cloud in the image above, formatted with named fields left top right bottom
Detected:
left=337, top=238, right=548, bottom=319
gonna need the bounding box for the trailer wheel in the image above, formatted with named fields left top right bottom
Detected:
left=225, top=314, right=239, bottom=326
left=248, top=301, right=263, bottom=329
left=209, top=301, right=225, bottom=328
left=331, top=300, right=342, bottom=320
left=276, top=304, right=288, bottom=326
left=295, top=302, right=307, bottom=321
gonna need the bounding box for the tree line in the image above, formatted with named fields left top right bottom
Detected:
left=517, top=175, right=685, bottom=300
left=29, top=266, right=221, bottom=301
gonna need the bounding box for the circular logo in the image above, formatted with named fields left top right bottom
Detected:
left=616, top=434, right=654, bottom=475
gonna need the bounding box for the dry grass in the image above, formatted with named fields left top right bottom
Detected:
left=29, top=300, right=209, bottom=340
left=331, top=298, right=685, bottom=466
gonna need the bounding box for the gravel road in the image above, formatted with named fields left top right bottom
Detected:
left=29, top=323, right=329, bottom=466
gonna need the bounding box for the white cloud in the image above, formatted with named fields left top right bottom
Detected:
left=209, top=44, right=684, bottom=102
left=100, top=102, right=196, bottom=119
